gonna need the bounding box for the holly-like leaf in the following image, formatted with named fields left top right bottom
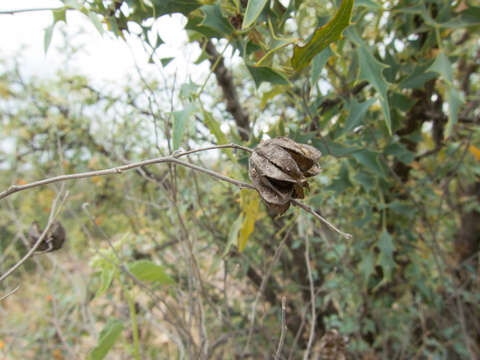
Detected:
left=352, top=150, right=385, bottom=177
left=377, top=230, right=395, bottom=281
left=428, top=52, right=453, bottom=83
left=238, top=189, right=260, bottom=252
left=445, top=88, right=463, bottom=138
left=151, top=0, right=201, bottom=16
left=428, top=53, right=464, bottom=138
left=89, top=319, right=124, bottom=360
left=346, top=28, right=391, bottom=133
left=127, top=260, right=175, bottom=284
left=358, top=249, right=375, bottom=286
left=291, top=0, right=354, bottom=71
left=311, top=46, right=334, bottom=86
left=172, top=103, right=197, bottom=150
left=340, top=98, right=375, bottom=136
left=242, top=0, right=269, bottom=29
left=201, top=4, right=235, bottom=37
left=247, top=65, right=289, bottom=87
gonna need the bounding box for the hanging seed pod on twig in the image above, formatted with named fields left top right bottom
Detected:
left=28, top=221, right=66, bottom=253
left=248, top=137, right=322, bottom=214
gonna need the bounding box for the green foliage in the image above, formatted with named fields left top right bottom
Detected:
left=291, top=0, right=354, bottom=71
left=89, top=319, right=124, bottom=360
left=127, top=260, right=175, bottom=284
left=1, top=0, right=480, bottom=358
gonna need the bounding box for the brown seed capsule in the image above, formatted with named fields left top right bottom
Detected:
left=28, top=221, right=66, bottom=253
left=316, top=329, right=348, bottom=360
left=248, top=137, right=321, bottom=214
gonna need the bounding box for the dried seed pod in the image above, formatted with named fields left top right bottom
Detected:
left=248, top=137, right=321, bottom=214
left=28, top=221, right=66, bottom=253
left=316, top=329, right=348, bottom=360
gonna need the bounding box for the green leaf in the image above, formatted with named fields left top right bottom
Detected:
left=202, top=110, right=234, bottom=161
left=247, top=65, right=289, bottom=87
left=398, top=62, right=436, bottom=89
left=352, top=150, right=385, bottom=177
left=222, top=215, right=244, bottom=257
left=53, top=8, right=67, bottom=24
left=346, top=28, right=391, bottom=133
left=291, top=0, right=354, bottom=71
left=358, top=249, right=375, bottom=285
left=242, top=0, right=269, bottom=29
left=326, top=162, right=352, bottom=195
left=88, top=12, right=104, bottom=35
left=428, top=53, right=464, bottom=138
left=201, top=4, right=235, bottom=36
left=355, top=0, right=381, bottom=9
left=383, top=143, right=414, bottom=164
left=151, top=0, right=201, bottom=16
left=127, top=260, right=175, bottom=284
left=89, top=319, right=124, bottom=360
left=445, top=88, right=463, bottom=138
left=63, top=0, right=83, bottom=10
left=377, top=230, right=395, bottom=281
left=341, top=98, right=375, bottom=136
left=172, top=104, right=197, bottom=150
left=311, top=46, right=334, bottom=86
left=238, top=189, right=260, bottom=252
left=44, top=24, right=55, bottom=54
left=428, top=52, right=453, bottom=83
left=354, top=171, right=375, bottom=192
left=160, top=57, right=174, bottom=67
left=311, top=138, right=360, bottom=157
left=96, top=263, right=116, bottom=298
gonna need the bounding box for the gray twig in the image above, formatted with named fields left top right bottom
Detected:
left=0, top=284, right=20, bottom=301
left=303, top=236, right=316, bottom=360
left=274, top=296, right=287, bottom=360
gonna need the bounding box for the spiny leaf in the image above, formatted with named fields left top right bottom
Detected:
left=377, top=230, right=395, bottom=281
left=428, top=52, right=453, bottom=83
left=201, top=4, right=235, bottom=36
left=89, top=319, right=124, bottom=360
left=242, top=0, right=269, bottom=29
left=247, top=65, right=289, bottom=87
left=341, top=98, right=375, bottom=136
left=428, top=53, right=464, bottom=138
left=346, top=28, right=391, bottom=133
left=311, top=46, right=334, bottom=86
left=291, top=0, right=354, bottom=71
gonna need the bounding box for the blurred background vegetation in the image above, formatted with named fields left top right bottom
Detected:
left=1, top=0, right=479, bottom=359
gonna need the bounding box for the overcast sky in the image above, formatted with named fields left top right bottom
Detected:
left=0, top=1, right=208, bottom=86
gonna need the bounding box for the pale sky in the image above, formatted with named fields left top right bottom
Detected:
left=0, top=1, right=208, bottom=86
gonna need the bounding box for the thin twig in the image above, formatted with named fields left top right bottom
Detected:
left=274, top=296, right=287, bottom=360
left=0, top=7, right=61, bottom=15
left=0, top=144, right=254, bottom=201
left=245, top=227, right=292, bottom=353
left=303, top=237, right=316, bottom=360
left=291, top=199, right=352, bottom=239
left=0, top=188, right=68, bottom=283
left=0, top=284, right=20, bottom=301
